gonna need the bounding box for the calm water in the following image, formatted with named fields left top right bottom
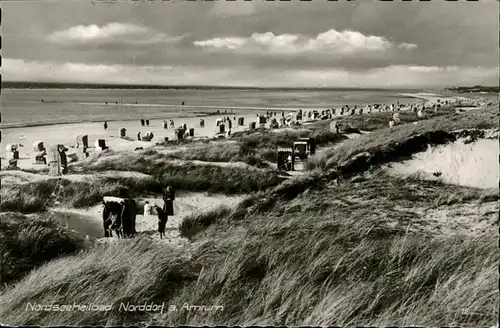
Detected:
left=1, top=88, right=423, bottom=128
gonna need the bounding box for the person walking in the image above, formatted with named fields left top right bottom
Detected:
left=104, top=121, right=108, bottom=130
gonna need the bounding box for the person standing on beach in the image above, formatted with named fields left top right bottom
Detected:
left=104, top=121, right=108, bottom=130
left=163, top=186, right=175, bottom=216
left=137, top=132, right=141, bottom=141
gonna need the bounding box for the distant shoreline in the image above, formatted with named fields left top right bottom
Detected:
left=0, top=93, right=436, bottom=130
left=1, top=81, right=421, bottom=92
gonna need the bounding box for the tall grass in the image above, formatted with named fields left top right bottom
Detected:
left=2, top=173, right=497, bottom=326
left=161, top=143, right=267, bottom=168
left=78, top=151, right=285, bottom=195
left=0, top=212, right=86, bottom=286
left=238, top=128, right=346, bottom=162
left=0, top=237, right=198, bottom=326
left=0, top=177, right=161, bottom=213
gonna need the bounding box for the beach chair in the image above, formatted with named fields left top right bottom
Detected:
left=76, top=135, right=88, bottom=149
left=293, top=141, right=308, bottom=160
left=277, top=148, right=294, bottom=171
left=33, top=141, right=45, bottom=152
left=219, top=124, right=226, bottom=134
left=298, top=137, right=316, bottom=155
left=238, top=117, right=244, bottom=126
left=249, top=122, right=256, bottom=130
left=120, top=128, right=127, bottom=138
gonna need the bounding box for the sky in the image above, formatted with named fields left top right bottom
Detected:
left=1, top=0, right=498, bottom=88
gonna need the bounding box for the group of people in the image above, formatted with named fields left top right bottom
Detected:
left=162, top=119, right=176, bottom=130
left=102, top=186, right=175, bottom=239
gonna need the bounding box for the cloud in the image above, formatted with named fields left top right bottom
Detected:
left=194, top=29, right=418, bottom=56
left=193, top=37, right=247, bottom=50
left=47, top=23, right=184, bottom=47
left=2, top=58, right=497, bottom=88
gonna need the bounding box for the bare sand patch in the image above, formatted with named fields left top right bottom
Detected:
left=386, top=138, right=499, bottom=189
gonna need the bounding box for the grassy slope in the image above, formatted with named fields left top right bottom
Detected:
left=0, top=177, right=160, bottom=213
left=0, top=212, right=86, bottom=286
left=74, top=150, right=285, bottom=195
left=1, top=172, right=497, bottom=326
left=306, top=105, right=498, bottom=171
left=1, top=104, right=498, bottom=326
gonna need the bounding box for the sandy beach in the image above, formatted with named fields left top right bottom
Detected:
left=1, top=112, right=261, bottom=170
left=2, top=91, right=480, bottom=171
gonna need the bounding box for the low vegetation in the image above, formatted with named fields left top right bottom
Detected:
left=0, top=212, right=86, bottom=286
left=235, top=128, right=346, bottom=162
left=75, top=150, right=285, bottom=195
left=0, top=177, right=160, bottom=213
left=306, top=105, right=499, bottom=171
left=1, top=101, right=497, bottom=326
left=160, top=142, right=268, bottom=168
left=1, top=172, right=497, bottom=326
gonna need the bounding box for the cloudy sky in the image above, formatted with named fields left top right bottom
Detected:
left=1, top=0, right=498, bottom=88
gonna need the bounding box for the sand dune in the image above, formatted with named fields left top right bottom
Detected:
left=387, top=138, right=499, bottom=189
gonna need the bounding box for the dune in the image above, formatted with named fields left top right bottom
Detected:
left=386, top=138, right=499, bottom=189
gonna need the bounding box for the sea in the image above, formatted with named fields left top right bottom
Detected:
left=0, top=88, right=425, bottom=128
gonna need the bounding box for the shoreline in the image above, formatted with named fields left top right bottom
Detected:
left=1, top=95, right=428, bottom=130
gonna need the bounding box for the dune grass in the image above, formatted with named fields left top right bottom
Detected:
left=76, top=150, right=285, bottom=195
left=0, top=212, right=86, bottom=286
left=0, top=177, right=160, bottom=213
left=160, top=142, right=268, bottom=168
left=179, top=206, right=232, bottom=239
left=1, top=172, right=497, bottom=326
left=236, top=128, right=346, bottom=162
left=306, top=105, right=499, bottom=171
